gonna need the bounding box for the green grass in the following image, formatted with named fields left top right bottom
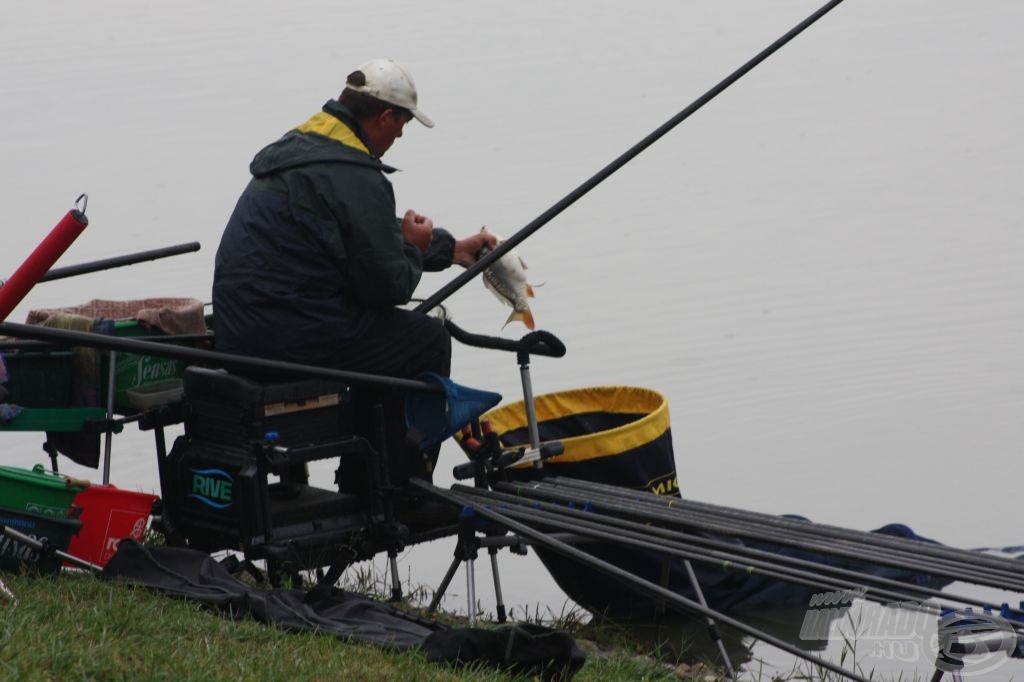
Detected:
left=0, top=571, right=684, bottom=681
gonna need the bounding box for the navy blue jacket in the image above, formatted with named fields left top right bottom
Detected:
left=213, top=101, right=454, bottom=365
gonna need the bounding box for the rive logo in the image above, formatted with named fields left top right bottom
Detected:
left=189, top=468, right=234, bottom=509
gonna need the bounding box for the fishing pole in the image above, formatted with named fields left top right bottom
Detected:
left=415, top=0, right=847, bottom=314
left=462, top=484, right=1012, bottom=619
left=548, top=475, right=1024, bottom=585
left=554, top=477, right=1024, bottom=578
left=459, top=490, right=994, bottom=648
left=0, top=332, right=212, bottom=352
left=510, top=480, right=1024, bottom=592
left=501, top=480, right=1024, bottom=592
left=411, top=479, right=874, bottom=682
left=462, top=487, right=891, bottom=598
left=39, top=242, right=201, bottom=282
left=0, top=321, right=442, bottom=394
left=459, top=491, right=1024, bottom=676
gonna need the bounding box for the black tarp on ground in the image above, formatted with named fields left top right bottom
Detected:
left=100, top=541, right=585, bottom=680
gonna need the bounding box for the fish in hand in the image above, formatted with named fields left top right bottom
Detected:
left=480, top=234, right=536, bottom=330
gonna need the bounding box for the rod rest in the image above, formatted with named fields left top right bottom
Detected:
left=444, top=319, right=566, bottom=361
left=452, top=435, right=564, bottom=482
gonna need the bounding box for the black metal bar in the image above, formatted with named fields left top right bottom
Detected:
left=0, top=333, right=212, bottom=351
left=427, top=555, right=462, bottom=615
left=38, top=242, right=201, bottom=282
left=0, top=321, right=442, bottom=394
left=415, top=0, right=848, bottom=314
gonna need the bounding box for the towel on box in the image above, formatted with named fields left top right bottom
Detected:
left=27, top=297, right=206, bottom=335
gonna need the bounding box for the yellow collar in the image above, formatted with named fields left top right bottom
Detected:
left=294, top=111, right=370, bottom=154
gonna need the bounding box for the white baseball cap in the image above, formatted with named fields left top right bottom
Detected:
left=345, top=59, right=434, bottom=128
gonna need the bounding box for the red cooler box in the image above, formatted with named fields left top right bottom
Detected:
left=66, top=485, right=159, bottom=566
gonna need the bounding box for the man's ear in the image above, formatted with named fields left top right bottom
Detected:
left=381, top=108, right=412, bottom=126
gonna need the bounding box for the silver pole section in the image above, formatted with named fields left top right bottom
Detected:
left=465, top=557, right=477, bottom=627
left=102, top=350, right=117, bottom=485
left=518, top=362, right=542, bottom=468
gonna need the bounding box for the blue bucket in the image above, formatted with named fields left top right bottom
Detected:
left=405, top=373, right=502, bottom=450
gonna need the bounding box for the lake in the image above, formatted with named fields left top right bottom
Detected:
left=2, top=1, right=1021, bottom=678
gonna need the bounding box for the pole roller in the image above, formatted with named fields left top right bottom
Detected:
left=0, top=194, right=89, bottom=321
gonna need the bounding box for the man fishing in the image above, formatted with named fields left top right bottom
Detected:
left=212, top=58, right=497, bottom=482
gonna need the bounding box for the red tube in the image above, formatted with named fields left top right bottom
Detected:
left=0, top=207, right=89, bottom=322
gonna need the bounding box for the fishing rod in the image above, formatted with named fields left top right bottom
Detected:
left=508, top=480, right=1024, bottom=593
left=457, top=490, right=1024, bottom=679
left=0, top=321, right=442, bottom=394
left=461, top=484, right=1017, bottom=620
left=541, top=477, right=1024, bottom=585
left=415, top=0, right=847, bottom=314
left=548, top=477, right=1024, bottom=585
left=0, top=332, right=211, bottom=352
left=411, top=479, right=874, bottom=682
left=462, top=487, right=900, bottom=599
left=499, top=480, right=1024, bottom=592
left=456, top=489, right=1014, bottom=648
left=554, top=477, right=1024, bottom=578
left=38, top=242, right=201, bottom=282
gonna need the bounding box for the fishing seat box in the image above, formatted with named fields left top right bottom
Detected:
left=182, top=367, right=353, bottom=448
left=158, top=367, right=377, bottom=568
left=160, top=439, right=370, bottom=566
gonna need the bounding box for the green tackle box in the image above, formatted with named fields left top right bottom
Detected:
left=101, top=320, right=186, bottom=414
left=0, top=463, right=83, bottom=518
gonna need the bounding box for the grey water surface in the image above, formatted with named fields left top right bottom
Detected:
left=2, top=1, right=1021, bottom=678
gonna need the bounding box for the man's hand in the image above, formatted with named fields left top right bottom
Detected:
left=453, top=227, right=500, bottom=267
left=401, top=209, right=433, bottom=253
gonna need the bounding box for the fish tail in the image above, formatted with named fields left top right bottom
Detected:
left=503, top=308, right=536, bottom=330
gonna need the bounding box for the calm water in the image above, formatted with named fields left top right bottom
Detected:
left=3, top=1, right=1022, bottom=678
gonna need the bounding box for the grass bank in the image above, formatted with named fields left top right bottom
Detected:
left=0, top=571, right=693, bottom=681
